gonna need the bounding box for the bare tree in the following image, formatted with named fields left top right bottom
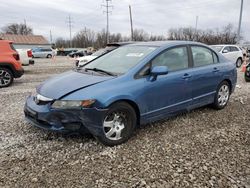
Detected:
left=167, top=24, right=239, bottom=45
left=72, top=28, right=96, bottom=48
left=133, top=29, right=149, bottom=41
left=2, top=23, right=33, bottom=35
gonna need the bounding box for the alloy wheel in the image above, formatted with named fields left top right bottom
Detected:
left=103, top=112, right=127, bottom=141
left=218, top=84, right=230, bottom=107
left=0, top=69, right=12, bottom=87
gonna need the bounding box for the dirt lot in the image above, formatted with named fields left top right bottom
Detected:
left=0, top=57, right=249, bottom=188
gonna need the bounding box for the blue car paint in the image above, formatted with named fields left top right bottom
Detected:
left=37, top=70, right=114, bottom=99
left=24, top=41, right=237, bottom=136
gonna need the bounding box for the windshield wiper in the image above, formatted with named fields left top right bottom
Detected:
left=85, top=68, right=116, bottom=76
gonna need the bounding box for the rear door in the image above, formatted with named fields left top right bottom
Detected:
left=221, top=46, right=234, bottom=62
left=189, top=45, right=223, bottom=108
left=229, top=46, right=241, bottom=63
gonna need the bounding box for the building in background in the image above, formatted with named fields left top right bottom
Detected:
left=0, top=34, right=50, bottom=49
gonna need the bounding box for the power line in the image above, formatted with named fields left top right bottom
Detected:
left=50, top=30, right=53, bottom=44
left=237, top=0, right=244, bottom=43
left=194, top=16, right=199, bottom=41
left=129, top=5, right=134, bottom=41
left=102, top=0, right=113, bottom=44
left=66, top=15, right=73, bottom=47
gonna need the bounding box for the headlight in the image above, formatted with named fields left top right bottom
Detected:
left=51, top=99, right=95, bottom=109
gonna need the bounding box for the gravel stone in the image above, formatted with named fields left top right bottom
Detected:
left=0, top=57, right=250, bottom=187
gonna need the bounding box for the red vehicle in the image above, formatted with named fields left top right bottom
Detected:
left=0, top=40, right=24, bottom=88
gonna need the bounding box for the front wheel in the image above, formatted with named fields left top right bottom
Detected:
left=0, top=68, right=14, bottom=88
left=96, top=102, right=137, bottom=146
left=212, top=81, right=230, bottom=110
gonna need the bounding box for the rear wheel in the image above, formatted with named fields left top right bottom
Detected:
left=236, top=58, right=243, bottom=68
left=212, top=81, right=230, bottom=110
left=47, top=54, right=52, bottom=58
left=96, top=102, right=137, bottom=146
left=0, top=68, right=13, bottom=88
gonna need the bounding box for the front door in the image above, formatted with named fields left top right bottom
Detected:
left=137, top=46, right=193, bottom=122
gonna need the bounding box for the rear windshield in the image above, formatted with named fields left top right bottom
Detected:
left=9, top=43, right=16, bottom=51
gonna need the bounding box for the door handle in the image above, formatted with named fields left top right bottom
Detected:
left=182, top=73, right=192, bottom=79
left=213, top=67, right=220, bottom=72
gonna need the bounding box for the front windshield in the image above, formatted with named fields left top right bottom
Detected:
left=84, top=46, right=157, bottom=74
left=211, top=46, right=223, bottom=52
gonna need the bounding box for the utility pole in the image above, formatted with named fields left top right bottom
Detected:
left=66, top=15, right=73, bottom=47
left=102, top=0, right=113, bottom=44
left=129, top=5, right=134, bottom=41
left=24, top=19, right=27, bottom=35
left=237, top=0, right=244, bottom=43
left=194, top=16, right=199, bottom=41
left=50, top=30, right=53, bottom=44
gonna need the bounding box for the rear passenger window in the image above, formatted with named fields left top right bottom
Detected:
left=191, top=46, right=214, bottom=67
left=230, top=46, right=239, bottom=52
left=152, top=47, right=189, bottom=72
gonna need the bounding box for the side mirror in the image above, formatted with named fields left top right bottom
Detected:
left=222, top=49, right=229, bottom=53
left=150, top=66, right=168, bottom=81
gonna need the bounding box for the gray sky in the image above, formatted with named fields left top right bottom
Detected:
left=0, top=0, right=249, bottom=42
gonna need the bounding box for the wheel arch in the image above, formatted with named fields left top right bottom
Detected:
left=107, top=99, right=141, bottom=126
left=0, top=63, right=14, bottom=75
left=221, top=79, right=233, bottom=94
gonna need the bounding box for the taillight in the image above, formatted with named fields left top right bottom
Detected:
left=13, top=53, right=20, bottom=61
left=27, top=50, right=32, bottom=57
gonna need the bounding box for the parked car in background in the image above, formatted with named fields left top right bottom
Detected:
left=245, top=63, right=250, bottom=82
left=16, top=49, right=34, bottom=66
left=0, top=40, right=24, bottom=88
left=75, top=42, right=133, bottom=67
left=210, top=45, right=243, bottom=67
left=241, top=44, right=250, bottom=57
left=57, top=49, right=78, bottom=56
left=24, top=41, right=237, bottom=146
left=68, top=50, right=87, bottom=58
left=32, top=47, right=54, bottom=58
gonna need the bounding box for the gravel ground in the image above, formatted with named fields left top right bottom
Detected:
left=0, top=57, right=249, bottom=188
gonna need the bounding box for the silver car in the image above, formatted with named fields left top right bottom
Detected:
left=32, top=48, right=54, bottom=58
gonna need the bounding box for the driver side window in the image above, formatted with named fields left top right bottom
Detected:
left=152, top=47, right=189, bottom=72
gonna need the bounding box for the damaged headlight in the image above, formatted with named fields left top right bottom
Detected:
left=51, top=99, right=96, bottom=109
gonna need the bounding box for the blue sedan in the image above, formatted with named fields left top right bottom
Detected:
left=24, top=41, right=237, bottom=146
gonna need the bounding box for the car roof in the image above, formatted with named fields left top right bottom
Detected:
left=211, top=44, right=239, bottom=47
left=127, top=40, right=206, bottom=47
left=106, top=42, right=134, bottom=47
left=0, top=39, right=13, bottom=43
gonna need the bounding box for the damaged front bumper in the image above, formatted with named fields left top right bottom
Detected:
left=24, top=96, right=108, bottom=136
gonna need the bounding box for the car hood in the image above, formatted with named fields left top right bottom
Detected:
left=37, top=70, right=113, bottom=99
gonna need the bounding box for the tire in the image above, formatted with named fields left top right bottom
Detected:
left=212, top=81, right=230, bottom=110
left=0, top=67, right=14, bottom=88
left=47, top=54, right=52, bottom=58
left=236, top=58, right=243, bottom=68
left=96, top=102, right=137, bottom=146
left=245, top=75, right=250, bottom=82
